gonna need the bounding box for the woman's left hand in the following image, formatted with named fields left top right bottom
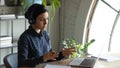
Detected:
left=62, top=47, right=76, bottom=57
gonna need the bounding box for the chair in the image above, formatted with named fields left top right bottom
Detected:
left=3, top=53, right=18, bottom=68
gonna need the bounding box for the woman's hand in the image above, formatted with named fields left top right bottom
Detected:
left=43, top=51, right=58, bottom=62
left=62, top=47, right=76, bottom=57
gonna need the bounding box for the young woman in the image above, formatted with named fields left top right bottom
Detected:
left=18, top=4, right=75, bottom=67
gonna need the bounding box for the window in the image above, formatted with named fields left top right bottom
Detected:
left=86, top=0, right=120, bottom=55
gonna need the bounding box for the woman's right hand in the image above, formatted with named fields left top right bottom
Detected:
left=43, top=51, right=58, bottom=62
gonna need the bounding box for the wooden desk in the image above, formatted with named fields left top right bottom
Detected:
left=35, top=58, right=120, bottom=68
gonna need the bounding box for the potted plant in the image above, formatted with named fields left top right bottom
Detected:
left=42, top=0, right=61, bottom=23
left=20, top=0, right=61, bottom=23
left=62, top=38, right=95, bottom=58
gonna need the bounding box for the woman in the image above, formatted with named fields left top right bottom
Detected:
left=18, top=4, right=75, bottom=67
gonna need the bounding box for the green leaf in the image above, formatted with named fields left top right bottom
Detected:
left=20, top=0, right=34, bottom=14
left=42, top=0, right=47, bottom=6
left=71, top=52, right=77, bottom=58
left=84, top=39, right=95, bottom=49
left=49, top=0, right=61, bottom=23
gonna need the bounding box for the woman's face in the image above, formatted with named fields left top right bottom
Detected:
left=33, top=12, right=49, bottom=30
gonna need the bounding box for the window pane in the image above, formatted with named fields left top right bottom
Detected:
left=88, top=1, right=117, bottom=55
left=111, top=16, right=120, bottom=53
left=104, top=0, right=120, bottom=11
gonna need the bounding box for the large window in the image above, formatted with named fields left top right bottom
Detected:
left=87, top=0, right=120, bottom=55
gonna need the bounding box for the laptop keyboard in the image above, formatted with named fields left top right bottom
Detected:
left=69, top=58, right=96, bottom=67
left=80, top=58, right=96, bottom=67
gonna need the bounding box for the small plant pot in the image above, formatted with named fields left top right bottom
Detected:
left=79, top=49, right=88, bottom=57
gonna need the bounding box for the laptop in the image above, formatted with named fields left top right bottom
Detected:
left=69, top=57, right=97, bottom=68
left=68, top=40, right=104, bottom=68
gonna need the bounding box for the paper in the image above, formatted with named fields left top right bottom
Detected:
left=91, top=54, right=120, bottom=62
left=44, top=64, right=71, bottom=68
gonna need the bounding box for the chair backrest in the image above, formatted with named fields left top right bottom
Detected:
left=3, top=53, right=18, bottom=68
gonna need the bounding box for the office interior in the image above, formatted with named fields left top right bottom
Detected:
left=0, top=0, right=120, bottom=68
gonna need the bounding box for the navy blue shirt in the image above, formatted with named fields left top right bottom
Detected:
left=18, top=26, right=64, bottom=67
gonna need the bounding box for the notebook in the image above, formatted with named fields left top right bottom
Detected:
left=69, top=57, right=97, bottom=68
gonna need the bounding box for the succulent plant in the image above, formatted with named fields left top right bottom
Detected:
left=62, top=38, right=95, bottom=58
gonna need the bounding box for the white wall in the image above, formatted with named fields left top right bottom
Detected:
left=74, top=0, right=93, bottom=43
left=49, top=9, right=60, bottom=51
left=59, top=0, right=93, bottom=50
left=59, top=0, right=81, bottom=50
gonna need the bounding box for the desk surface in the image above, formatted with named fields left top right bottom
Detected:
left=35, top=58, right=120, bottom=68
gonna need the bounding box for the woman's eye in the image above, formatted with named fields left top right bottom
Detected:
left=40, top=18, right=48, bottom=21
left=39, top=18, right=44, bottom=21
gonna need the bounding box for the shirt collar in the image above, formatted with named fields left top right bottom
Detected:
left=28, top=25, right=43, bottom=37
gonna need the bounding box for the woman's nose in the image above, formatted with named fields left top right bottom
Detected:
left=44, top=19, right=48, bottom=25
